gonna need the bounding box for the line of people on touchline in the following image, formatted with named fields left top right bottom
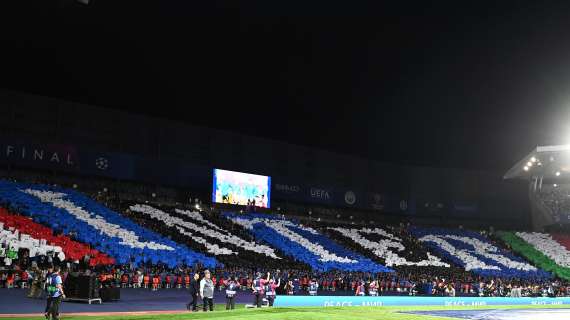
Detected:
left=186, top=270, right=218, bottom=312
left=252, top=272, right=280, bottom=307
left=186, top=270, right=283, bottom=312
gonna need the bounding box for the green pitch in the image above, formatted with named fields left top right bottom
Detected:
left=14, top=304, right=570, bottom=320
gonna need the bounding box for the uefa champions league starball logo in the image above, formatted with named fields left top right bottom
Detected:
left=373, top=193, right=381, bottom=204
left=372, top=193, right=385, bottom=210
left=400, top=200, right=408, bottom=211
left=344, top=191, right=356, bottom=205
left=95, top=157, right=109, bottom=170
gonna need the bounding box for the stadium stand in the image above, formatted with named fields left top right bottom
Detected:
left=536, top=184, right=570, bottom=222
left=324, top=225, right=449, bottom=267
left=0, top=208, right=114, bottom=266
left=1, top=173, right=570, bottom=298
left=223, top=212, right=394, bottom=273
left=497, top=231, right=570, bottom=280
left=552, top=233, right=570, bottom=252
left=0, top=180, right=216, bottom=268
left=1, top=224, right=65, bottom=268
left=125, top=203, right=308, bottom=269
left=314, top=221, right=482, bottom=295
left=410, top=227, right=551, bottom=279
left=515, top=232, right=570, bottom=268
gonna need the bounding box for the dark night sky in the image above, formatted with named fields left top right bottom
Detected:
left=2, top=1, right=570, bottom=172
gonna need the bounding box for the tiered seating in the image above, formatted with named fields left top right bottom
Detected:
left=552, top=233, right=570, bottom=252
left=0, top=208, right=114, bottom=265
left=498, top=231, right=570, bottom=280
left=411, top=227, right=550, bottom=279
left=2, top=177, right=565, bottom=280
left=0, top=180, right=216, bottom=268
left=1, top=225, right=65, bottom=265
left=222, top=212, right=394, bottom=273
left=126, top=204, right=307, bottom=269
left=516, top=232, right=570, bottom=268
left=325, top=226, right=449, bottom=267
left=537, top=184, right=570, bottom=221
left=129, top=204, right=279, bottom=257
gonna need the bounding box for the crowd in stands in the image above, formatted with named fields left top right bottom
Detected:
left=122, top=203, right=307, bottom=270
left=0, top=208, right=114, bottom=267
left=321, top=222, right=449, bottom=268
left=222, top=212, right=392, bottom=273
left=2, top=169, right=570, bottom=299
left=411, top=227, right=550, bottom=279
left=0, top=180, right=216, bottom=269
left=3, top=260, right=570, bottom=298
left=537, top=184, right=570, bottom=222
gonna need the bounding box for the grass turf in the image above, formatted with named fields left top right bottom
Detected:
left=10, top=304, right=570, bottom=320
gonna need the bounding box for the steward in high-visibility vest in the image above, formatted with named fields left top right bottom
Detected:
left=309, top=279, right=319, bottom=296
left=252, top=272, right=268, bottom=308
left=225, top=277, right=238, bottom=310
left=143, top=275, right=150, bottom=289
left=152, top=275, right=160, bottom=291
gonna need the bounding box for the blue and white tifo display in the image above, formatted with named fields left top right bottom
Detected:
left=409, top=227, right=551, bottom=279
left=223, top=212, right=393, bottom=273
left=212, top=169, right=271, bottom=208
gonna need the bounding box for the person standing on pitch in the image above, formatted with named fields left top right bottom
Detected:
left=187, top=273, right=200, bottom=312
left=355, top=280, right=366, bottom=296
left=200, top=270, right=214, bottom=312
left=265, top=277, right=281, bottom=307
left=46, top=266, right=65, bottom=320
left=252, top=272, right=269, bottom=308
left=308, top=278, right=319, bottom=296
left=225, top=276, right=238, bottom=310
left=285, top=280, right=295, bottom=295
left=43, top=265, right=54, bottom=318
left=369, top=280, right=378, bottom=296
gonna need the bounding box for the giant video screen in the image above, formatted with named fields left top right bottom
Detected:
left=212, top=169, right=271, bottom=208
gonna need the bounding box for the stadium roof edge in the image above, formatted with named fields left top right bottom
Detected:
left=504, top=144, right=570, bottom=180
left=536, top=144, right=570, bottom=152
